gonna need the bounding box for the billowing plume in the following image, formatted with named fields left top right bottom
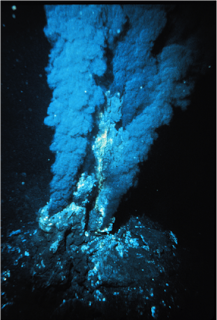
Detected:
left=43, top=4, right=210, bottom=231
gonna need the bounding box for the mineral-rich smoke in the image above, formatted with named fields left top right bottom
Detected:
left=42, top=4, right=211, bottom=231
